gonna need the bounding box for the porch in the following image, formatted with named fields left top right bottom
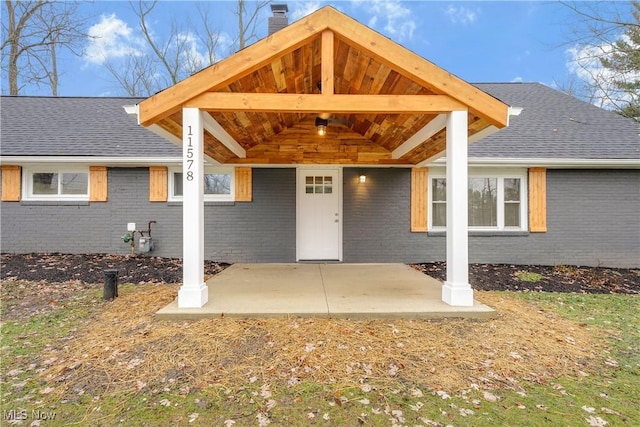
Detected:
left=156, top=263, right=495, bottom=320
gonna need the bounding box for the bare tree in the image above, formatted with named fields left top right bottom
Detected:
left=101, top=0, right=224, bottom=97
left=233, top=0, right=270, bottom=51
left=1, top=0, right=85, bottom=96
left=103, top=0, right=272, bottom=97
left=561, top=1, right=640, bottom=118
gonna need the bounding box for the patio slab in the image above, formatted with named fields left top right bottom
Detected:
left=156, top=263, right=496, bottom=320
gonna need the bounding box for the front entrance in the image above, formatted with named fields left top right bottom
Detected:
left=297, top=168, right=342, bottom=261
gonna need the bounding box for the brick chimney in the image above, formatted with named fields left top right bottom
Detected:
left=268, top=4, right=289, bottom=35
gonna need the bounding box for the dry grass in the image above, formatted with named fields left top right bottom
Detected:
left=41, top=284, right=608, bottom=399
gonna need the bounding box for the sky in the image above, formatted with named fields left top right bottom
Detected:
left=4, top=1, right=635, bottom=98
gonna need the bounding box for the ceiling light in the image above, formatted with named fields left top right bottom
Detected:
left=315, top=117, right=328, bottom=136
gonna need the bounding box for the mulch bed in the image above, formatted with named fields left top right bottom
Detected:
left=0, top=253, right=638, bottom=294
left=0, top=253, right=228, bottom=284
left=412, top=262, right=639, bottom=294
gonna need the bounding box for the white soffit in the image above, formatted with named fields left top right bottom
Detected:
left=202, top=113, right=246, bottom=159
left=392, top=114, right=447, bottom=159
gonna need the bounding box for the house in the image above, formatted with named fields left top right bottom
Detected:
left=1, top=7, right=638, bottom=308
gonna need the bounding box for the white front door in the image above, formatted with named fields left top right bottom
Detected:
left=297, top=169, right=342, bottom=261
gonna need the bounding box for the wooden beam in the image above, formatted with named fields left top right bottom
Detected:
left=187, top=93, right=467, bottom=114
left=323, top=7, right=509, bottom=128
left=138, top=9, right=332, bottom=126
left=321, top=30, right=334, bottom=96
left=202, top=113, right=246, bottom=158
left=392, top=114, right=447, bottom=159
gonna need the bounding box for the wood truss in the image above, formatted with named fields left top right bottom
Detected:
left=138, top=7, right=509, bottom=165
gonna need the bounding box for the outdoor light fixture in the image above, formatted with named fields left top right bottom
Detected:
left=359, top=172, right=367, bottom=183
left=315, top=117, right=328, bottom=136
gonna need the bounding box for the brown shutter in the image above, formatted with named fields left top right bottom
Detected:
left=528, top=167, right=547, bottom=232
left=410, top=167, right=428, bottom=232
left=1, top=165, right=21, bottom=202
left=149, top=166, right=168, bottom=202
left=235, top=167, right=252, bottom=202
left=89, top=166, right=108, bottom=202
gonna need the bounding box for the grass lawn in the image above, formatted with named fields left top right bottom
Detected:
left=1, top=281, right=638, bottom=426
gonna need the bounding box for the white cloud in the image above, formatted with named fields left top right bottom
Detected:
left=84, top=14, right=145, bottom=65
left=290, top=1, right=323, bottom=21
left=511, top=76, right=524, bottom=83
left=444, top=5, right=478, bottom=25
left=566, top=35, right=639, bottom=109
left=175, top=31, right=208, bottom=70
left=354, top=0, right=416, bottom=41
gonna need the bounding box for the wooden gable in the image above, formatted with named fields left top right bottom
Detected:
left=138, top=6, right=509, bottom=166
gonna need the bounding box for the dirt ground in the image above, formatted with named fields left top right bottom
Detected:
left=1, top=252, right=638, bottom=409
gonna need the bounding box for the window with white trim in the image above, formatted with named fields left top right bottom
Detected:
left=168, top=167, right=234, bottom=201
left=23, top=166, right=89, bottom=200
left=429, top=169, right=527, bottom=231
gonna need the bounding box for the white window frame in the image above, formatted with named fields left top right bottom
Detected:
left=168, top=166, right=235, bottom=202
left=428, top=168, right=528, bottom=231
left=22, top=165, right=90, bottom=201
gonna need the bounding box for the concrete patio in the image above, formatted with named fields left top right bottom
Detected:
left=156, top=263, right=496, bottom=320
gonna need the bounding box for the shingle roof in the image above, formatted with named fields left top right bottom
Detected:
left=473, top=83, right=639, bottom=159
left=1, top=83, right=638, bottom=160
left=0, top=96, right=181, bottom=157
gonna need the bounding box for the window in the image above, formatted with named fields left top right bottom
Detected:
left=24, top=167, right=89, bottom=200
left=305, top=176, right=333, bottom=194
left=429, top=169, right=527, bottom=231
left=169, top=167, right=234, bottom=201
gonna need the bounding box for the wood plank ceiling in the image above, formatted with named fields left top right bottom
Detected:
left=143, top=7, right=508, bottom=165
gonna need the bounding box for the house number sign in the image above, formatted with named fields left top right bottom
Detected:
left=186, top=125, right=194, bottom=181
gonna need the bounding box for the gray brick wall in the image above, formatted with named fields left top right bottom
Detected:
left=343, top=168, right=640, bottom=268
left=343, top=168, right=430, bottom=262
left=0, top=167, right=296, bottom=262
left=2, top=167, right=638, bottom=267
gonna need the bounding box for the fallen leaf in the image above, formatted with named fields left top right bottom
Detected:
left=188, top=413, right=199, bottom=423
left=410, top=402, right=424, bottom=411
left=483, top=391, right=499, bottom=402
left=585, top=415, right=608, bottom=426
left=460, top=408, right=474, bottom=417
left=410, top=387, right=424, bottom=397
left=582, top=405, right=596, bottom=413
left=436, top=390, right=450, bottom=399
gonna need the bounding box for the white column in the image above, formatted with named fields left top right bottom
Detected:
left=442, top=110, right=474, bottom=306
left=178, top=108, right=208, bottom=308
